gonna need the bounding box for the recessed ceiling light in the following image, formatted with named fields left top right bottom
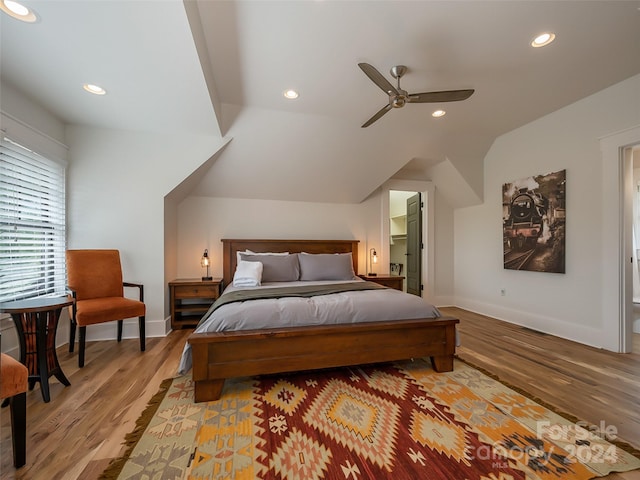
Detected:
left=283, top=89, right=299, bottom=99
left=83, top=84, right=107, bottom=95
left=1, top=0, right=38, bottom=22
left=531, top=32, right=556, bottom=48
left=432, top=110, right=446, bottom=118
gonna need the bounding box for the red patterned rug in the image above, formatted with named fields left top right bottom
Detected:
left=103, top=359, right=640, bottom=480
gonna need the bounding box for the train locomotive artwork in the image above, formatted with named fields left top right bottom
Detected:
left=504, top=188, right=548, bottom=251
left=503, top=169, right=566, bottom=273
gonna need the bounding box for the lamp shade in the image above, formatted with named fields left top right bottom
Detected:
left=201, top=249, right=210, bottom=267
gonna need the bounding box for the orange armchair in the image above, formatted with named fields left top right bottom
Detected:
left=1, top=353, right=28, bottom=468
left=66, top=250, right=145, bottom=368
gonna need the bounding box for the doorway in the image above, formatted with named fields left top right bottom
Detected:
left=382, top=180, right=434, bottom=300
left=628, top=145, right=640, bottom=352
left=389, top=190, right=421, bottom=294
left=601, top=126, right=640, bottom=353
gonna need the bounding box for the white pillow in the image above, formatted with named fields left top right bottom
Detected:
left=232, top=260, right=263, bottom=287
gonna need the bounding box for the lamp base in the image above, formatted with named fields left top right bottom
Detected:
left=367, top=272, right=377, bottom=277
left=202, top=276, right=213, bottom=281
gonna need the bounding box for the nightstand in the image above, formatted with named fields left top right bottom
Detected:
left=358, top=275, right=404, bottom=291
left=169, top=278, right=222, bottom=329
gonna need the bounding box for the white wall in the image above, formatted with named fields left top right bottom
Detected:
left=65, top=125, right=228, bottom=340
left=389, top=190, right=415, bottom=217
left=434, top=188, right=455, bottom=302
left=454, top=74, right=640, bottom=348
left=176, top=196, right=379, bottom=279
left=0, top=82, right=66, bottom=153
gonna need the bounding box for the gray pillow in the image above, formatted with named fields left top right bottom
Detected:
left=298, top=252, right=356, bottom=281
left=239, top=253, right=300, bottom=282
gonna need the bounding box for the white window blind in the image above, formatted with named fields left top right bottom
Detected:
left=0, top=136, right=66, bottom=302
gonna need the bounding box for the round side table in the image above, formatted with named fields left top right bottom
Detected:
left=1, top=296, right=74, bottom=403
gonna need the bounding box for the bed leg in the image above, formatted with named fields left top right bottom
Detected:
left=194, top=379, right=225, bottom=403
left=431, top=355, right=454, bottom=372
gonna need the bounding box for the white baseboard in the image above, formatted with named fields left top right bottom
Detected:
left=78, top=316, right=171, bottom=343
left=455, top=298, right=605, bottom=350
left=432, top=294, right=455, bottom=307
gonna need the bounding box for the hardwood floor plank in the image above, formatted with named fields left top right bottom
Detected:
left=1, top=309, right=638, bottom=479
left=0, top=329, right=192, bottom=480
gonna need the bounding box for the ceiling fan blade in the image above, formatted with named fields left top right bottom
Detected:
left=408, top=89, right=475, bottom=103
left=362, top=104, right=392, bottom=128
left=358, top=63, right=398, bottom=95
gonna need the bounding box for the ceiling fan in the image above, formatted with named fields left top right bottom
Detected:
left=358, top=63, right=474, bottom=128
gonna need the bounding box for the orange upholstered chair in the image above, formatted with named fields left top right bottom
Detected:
left=66, top=250, right=145, bottom=368
left=1, top=353, right=28, bottom=468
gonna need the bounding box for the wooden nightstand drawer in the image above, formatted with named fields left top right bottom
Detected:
left=174, top=284, right=219, bottom=299
left=169, top=278, right=223, bottom=329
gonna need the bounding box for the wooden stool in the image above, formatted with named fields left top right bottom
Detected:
left=1, top=353, right=28, bottom=468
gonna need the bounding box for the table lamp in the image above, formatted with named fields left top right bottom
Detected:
left=201, top=249, right=212, bottom=281
left=368, top=248, right=378, bottom=276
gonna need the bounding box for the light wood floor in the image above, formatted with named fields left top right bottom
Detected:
left=1, top=309, right=639, bottom=479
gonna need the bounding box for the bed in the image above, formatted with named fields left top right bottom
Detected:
left=185, top=239, right=459, bottom=402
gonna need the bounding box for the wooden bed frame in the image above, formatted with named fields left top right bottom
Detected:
left=188, top=239, right=459, bottom=402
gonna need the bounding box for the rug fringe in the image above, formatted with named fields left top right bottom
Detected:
left=454, top=355, right=640, bottom=460
left=98, top=377, right=175, bottom=480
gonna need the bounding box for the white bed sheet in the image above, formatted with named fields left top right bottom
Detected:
left=177, top=279, right=441, bottom=374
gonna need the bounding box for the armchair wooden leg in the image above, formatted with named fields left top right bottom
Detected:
left=78, top=326, right=87, bottom=368
left=69, top=319, right=77, bottom=353
left=10, top=392, right=26, bottom=468
left=139, top=316, right=145, bottom=352
left=117, top=319, right=123, bottom=342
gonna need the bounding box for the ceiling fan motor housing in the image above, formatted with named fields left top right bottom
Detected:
left=390, top=65, right=408, bottom=107
left=391, top=95, right=407, bottom=108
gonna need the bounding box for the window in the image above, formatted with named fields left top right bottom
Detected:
left=0, top=136, right=66, bottom=302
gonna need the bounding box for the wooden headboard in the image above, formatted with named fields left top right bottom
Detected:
left=221, top=239, right=359, bottom=287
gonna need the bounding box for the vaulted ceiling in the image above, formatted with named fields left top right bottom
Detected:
left=2, top=0, right=639, bottom=204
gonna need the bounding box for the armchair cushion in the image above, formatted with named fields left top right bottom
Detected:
left=0, top=353, right=28, bottom=399
left=75, top=297, right=145, bottom=327
left=66, top=250, right=124, bottom=300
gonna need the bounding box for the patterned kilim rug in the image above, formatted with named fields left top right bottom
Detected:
left=101, top=359, right=640, bottom=480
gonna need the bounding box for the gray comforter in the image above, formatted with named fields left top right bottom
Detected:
left=178, top=280, right=441, bottom=374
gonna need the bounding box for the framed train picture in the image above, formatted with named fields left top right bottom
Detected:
left=502, top=169, right=566, bottom=273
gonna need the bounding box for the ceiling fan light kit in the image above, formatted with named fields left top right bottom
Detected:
left=358, top=62, right=474, bottom=127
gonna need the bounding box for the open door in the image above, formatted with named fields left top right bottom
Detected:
left=406, top=193, right=422, bottom=296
